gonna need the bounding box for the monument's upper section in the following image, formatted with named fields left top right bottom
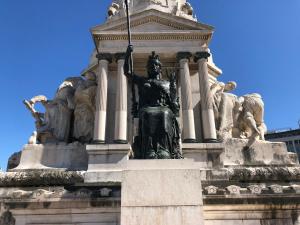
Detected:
left=107, top=0, right=196, bottom=21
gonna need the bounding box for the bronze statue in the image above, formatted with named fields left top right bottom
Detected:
left=124, top=45, right=182, bottom=159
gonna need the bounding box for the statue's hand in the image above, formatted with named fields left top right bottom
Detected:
left=126, top=45, right=134, bottom=54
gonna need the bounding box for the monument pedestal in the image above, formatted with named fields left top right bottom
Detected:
left=11, top=143, right=88, bottom=172
left=121, top=160, right=205, bottom=225
left=182, top=143, right=224, bottom=168
left=85, top=144, right=131, bottom=184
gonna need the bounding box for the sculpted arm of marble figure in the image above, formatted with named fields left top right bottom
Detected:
left=23, top=95, right=48, bottom=129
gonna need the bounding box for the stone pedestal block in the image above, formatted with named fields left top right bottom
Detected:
left=224, top=138, right=299, bottom=166
left=121, top=160, right=205, bottom=225
left=182, top=143, right=224, bottom=168
left=12, top=143, right=88, bottom=171
left=85, top=144, right=131, bottom=184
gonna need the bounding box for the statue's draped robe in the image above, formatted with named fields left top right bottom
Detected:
left=43, top=87, right=74, bottom=142
left=73, top=81, right=97, bottom=143
left=213, top=92, right=239, bottom=140
left=132, top=75, right=181, bottom=159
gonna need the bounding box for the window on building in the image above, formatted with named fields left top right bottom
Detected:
left=285, top=141, right=295, bottom=153
left=295, top=140, right=300, bottom=154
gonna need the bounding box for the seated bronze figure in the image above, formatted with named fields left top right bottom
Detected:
left=124, top=45, right=182, bottom=159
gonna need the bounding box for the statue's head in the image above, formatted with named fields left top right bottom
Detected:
left=147, top=51, right=162, bottom=79
left=224, top=81, right=237, bottom=92
left=83, top=71, right=97, bottom=81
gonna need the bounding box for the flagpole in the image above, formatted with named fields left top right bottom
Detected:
left=124, top=0, right=136, bottom=114
left=124, top=0, right=138, bottom=149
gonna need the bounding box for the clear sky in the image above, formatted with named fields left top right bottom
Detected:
left=0, top=0, right=299, bottom=170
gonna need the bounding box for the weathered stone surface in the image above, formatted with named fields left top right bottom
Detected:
left=0, top=171, right=84, bottom=187
left=73, top=72, right=97, bottom=143
left=182, top=143, right=224, bottom=168
left=121, top=160, right=204, bottom=225
left=0, top=210, right=15, bottom=225
left=224, top=138, right=298, bottom=166
left=108, top=0, right=196, bottom=21
left=227, top=167, right=300, bottom=181
left=12, top=143, right=88, bottom=171
left=6, top=152, right=21, bottom=170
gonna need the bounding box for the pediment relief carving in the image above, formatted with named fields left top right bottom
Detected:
left=104, top=15, right=200, bottom=31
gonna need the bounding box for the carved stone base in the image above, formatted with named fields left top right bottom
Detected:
left=182, top=143, right=224, bottom=168
left=11, top=143, right=88, bottom=172
left=224, top=138, right=299, bottom=166
left=121, top=160, right=205, bottom=225
left=182, top=138, right=197, bottom=143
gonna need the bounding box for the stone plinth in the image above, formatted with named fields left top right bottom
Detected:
left=224, top=138, right=299, bottom=166
left=121, top=160, right=205, bottom=225
left=85, top=144, right=131, bottom=184
left=182, top=143, right=224, bottom=168
left=12, top=143, right=88, bottom=171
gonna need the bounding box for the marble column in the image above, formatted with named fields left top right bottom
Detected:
left=194, top=52, right=217, bottom=142
left=177, top=52, right=196, bottom=143
left=114, top=53, right=128, bottom=144
left=93, top=53, right=112, bottom=144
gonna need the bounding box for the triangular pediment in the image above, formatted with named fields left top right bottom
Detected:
left=91, top=9, right=214, bottom=33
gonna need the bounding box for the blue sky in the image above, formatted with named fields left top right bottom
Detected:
left=0, top=0, right=299, bottom=169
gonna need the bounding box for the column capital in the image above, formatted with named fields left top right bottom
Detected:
left=194, top=52, right=211, bottom=63
left=115, top=52, right=126, bottom=62
left=96, top=53, right=113, bottom=63
left=176, top=52, right=192, bottom=62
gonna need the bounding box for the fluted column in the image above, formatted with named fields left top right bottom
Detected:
left=194, top=52, right=217, bottom=142
left=177, top=52, right=196, bottom=143
left=93, top=53, right=112, bottom=144
left=114, top=53, right=128, bottom=144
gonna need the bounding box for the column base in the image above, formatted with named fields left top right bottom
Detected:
left=114, top=140, right=128, bottom=144
left=204, top=138, right=219, bottom=143
left=183, top=139, right=197, bottom=143
left=92, top=140, right=105, bottom=144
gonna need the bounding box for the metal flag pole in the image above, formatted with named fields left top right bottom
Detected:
left=124, top=0, right=138, bottom=150
left=124, top=0, right=137, bottom=117
left=124, top=0, right=133, bottom=75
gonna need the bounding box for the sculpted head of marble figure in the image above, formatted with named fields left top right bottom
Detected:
left=82, top=71, right=97, bottom=81
left=224, top=81, right=237, bottom=92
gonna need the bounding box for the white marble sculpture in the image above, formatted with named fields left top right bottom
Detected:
left=24, top=77, right=84, bottom=143
left=108, top=2, right=120, bottom=18
left=73, top=72, right=97, bottom=143
left=107, top=0, right=196, bottom=21
left=238, top=93, right=267, bottom=140
left=212, top=81, right=267, bottom=141
left=211, top=81, right=240, bottom=140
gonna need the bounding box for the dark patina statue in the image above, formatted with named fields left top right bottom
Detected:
left=124, top=45, right=182, bottom=159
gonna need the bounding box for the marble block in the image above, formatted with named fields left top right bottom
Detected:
left=224, top=138, right=299, bottom=166
left=121, top=160, right=205, bottom=225
left=85, top=144, right=131, bottom=184
left=12, top=143, right=88, bottom=171
left=182, top=143, right=224, bottom=168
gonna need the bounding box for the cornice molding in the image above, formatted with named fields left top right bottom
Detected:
left=93, top=33, right=212, bottom=42
left=104, top=15, right=198, bottom=31
left=92, top=9, right=214, bottom=32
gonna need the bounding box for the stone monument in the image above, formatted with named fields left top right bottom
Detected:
left=1, top=0, right=300, bottom=224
